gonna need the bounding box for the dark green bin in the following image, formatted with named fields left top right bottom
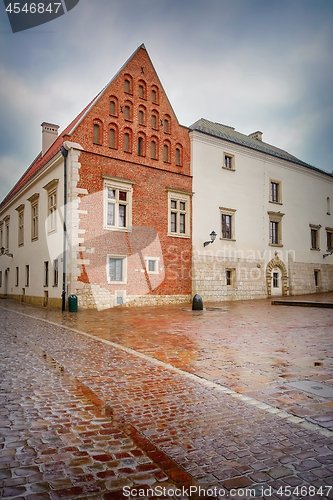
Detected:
left=68, top=294, right=78, bottom=312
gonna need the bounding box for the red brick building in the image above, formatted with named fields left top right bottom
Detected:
left=0, top=44, right=192, bottom=309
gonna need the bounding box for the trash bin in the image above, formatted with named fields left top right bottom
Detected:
left=68, top=294, right=78, bottom=312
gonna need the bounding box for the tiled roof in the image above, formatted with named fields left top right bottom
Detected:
left=0, top=98, right=96, bottom=210
left=189, top=118, right=331, bottom=177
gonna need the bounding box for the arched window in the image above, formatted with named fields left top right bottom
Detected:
left=175, top=144, right=183, bottom=166
left=109, top=125, right=118, bottom=149
left=110, top=96, right=118, bottom=116
left=124, top=74, right=133, bottom=94
left=151, top=140, right=156, bottom=160
left=151, top=85, right=159, bottom=104
left=93, top=121, right=103, bottom=145
left=151, top=110, right=159, bottom=130
left=124, top=129, right=132, bottom=153
left=151, top=136, right=159, bottom=160
left=163, top=142, right=170, bottom=163
left=124, top=101, right=133, bottom=121
left=138, top=134, right=146, bottom=156
left=164, top=114, right=171, bottom=134
left=138, top=105, right=146, bottom=126
left=138, top=80, right=147, bottom=99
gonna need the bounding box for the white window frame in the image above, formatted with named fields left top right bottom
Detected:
left=16, top=204, right=24, bottom=247
left=28, top=193, right=39, bottom=241
left=220, top=207, right=236, bottom=241
left=43, top=179, right=59, bottom=235
left=167, top=190, right=191, bottom=238
left=103, top=176, right=134, bottom=232
left=145, top=257, right=159, bottom=275
left=107, top=255, right=127, bottom=285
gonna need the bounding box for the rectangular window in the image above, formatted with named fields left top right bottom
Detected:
left=220, top=208, right=236, bottom=240
left=109, top=258, right=123, bottom=282
left=268, top=211, right=284, bottom=246
left=25, top=265, right=30, bottom=287
left=145, top=257, right=159, bottom=274
left=310, top=225, right=320, bottom=250
left=44, top=261, right=49, bottom=287
left=226, top=269, right=235, bottom=287
left=222, top=214, right=232, bottom=239
left=223, top=153, right=235, bottom=171
left=53, top=259, right=58, bottom=287
left=4, top=217, right=10, bottom=251
left=0, top=223, right=3, bottom=249
left=314, top=269, right=320, bottom=287
left=104, top=178, right=133, bottom=232
left=44, top=180, right=59, bottom=234
left=169, top=196, right=189, bottom=237
left=15, top=267, right=19, bottom=287
left=0, top=271, right=2, bottom=288
left=326, top=229, right=333, bottom=251
left=271, top=182, right=279, bottom=202
left=32, top=202, right=38, bottom=240
left=270, top=221, right=279, bottom=245
left=48, top=191, right=57, bottom=232
left=269, top=179, right=282, bottom=204
left=272, top=272, right=279, bottom=288
left=17, top=206, right=24, bottom=247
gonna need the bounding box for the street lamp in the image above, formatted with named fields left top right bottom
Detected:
left=203, top=230, right=217, bottom=247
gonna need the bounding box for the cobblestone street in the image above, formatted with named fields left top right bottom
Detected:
left=1, top=295, right=333, bottom=499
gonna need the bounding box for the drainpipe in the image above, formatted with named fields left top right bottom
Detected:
left=60, top=146, right=68, bottom=311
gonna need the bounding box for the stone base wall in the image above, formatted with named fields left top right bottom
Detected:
left=288, top=261, right=333, bottom=296
left=192, top=255, right=267, bottom=302
left=76, top=282, right=190, bottom=310
left=0, top=294, right=62, bottom=309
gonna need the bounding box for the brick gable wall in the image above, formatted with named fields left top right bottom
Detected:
left=65, top=46, right=192, bottom=308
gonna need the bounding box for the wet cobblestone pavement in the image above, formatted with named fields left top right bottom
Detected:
left=1, top=295, right=333, bottom=499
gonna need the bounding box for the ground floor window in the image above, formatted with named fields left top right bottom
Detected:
left=107, top=255, right=127, bottom=284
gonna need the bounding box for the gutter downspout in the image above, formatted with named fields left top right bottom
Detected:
left=61, top=146, right=68, bottom=311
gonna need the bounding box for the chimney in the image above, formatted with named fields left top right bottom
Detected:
left=248, top=131, right=263, bottom=141
left=41, top=122, right=59, bottom=156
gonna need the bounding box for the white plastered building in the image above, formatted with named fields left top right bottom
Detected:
left=189, top=119, right=333, bottom=301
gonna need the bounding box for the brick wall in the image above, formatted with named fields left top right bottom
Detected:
left=64, top=45, right=192, bottom=307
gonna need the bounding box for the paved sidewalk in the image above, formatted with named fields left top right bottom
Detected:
left=1, top=298, right=333, bottom=499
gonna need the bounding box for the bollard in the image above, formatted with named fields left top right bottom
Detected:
left=192, top=294, right=203, bottom=310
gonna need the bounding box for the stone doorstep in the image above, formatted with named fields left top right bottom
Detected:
left=271, top=300, right=333, bottom=308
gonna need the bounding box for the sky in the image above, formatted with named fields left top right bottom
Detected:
left=0, top=0, right=333, bottom=203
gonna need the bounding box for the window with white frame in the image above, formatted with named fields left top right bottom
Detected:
left=145, top=257, right=159, bottom=274
left=107, top=255, right=126, bottom=284
left=44, top=179, right=58, bottom=234
left=268, top=211, right=284, bottom=246
left=28, top=193, right=39, bottom=241
left=4, top=216, right=10, bottom=251
left=220, top=207, right=236, bottom=240
left=16, top=205, right=24, bottom=247
left=0, top=222, right=3, bottom=249
left=103, top=176, right=134, bottom=232
left=167, top=191, right=190, bottom=238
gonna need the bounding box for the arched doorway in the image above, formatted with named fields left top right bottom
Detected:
left=266, top=252, right=288, bottom=298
